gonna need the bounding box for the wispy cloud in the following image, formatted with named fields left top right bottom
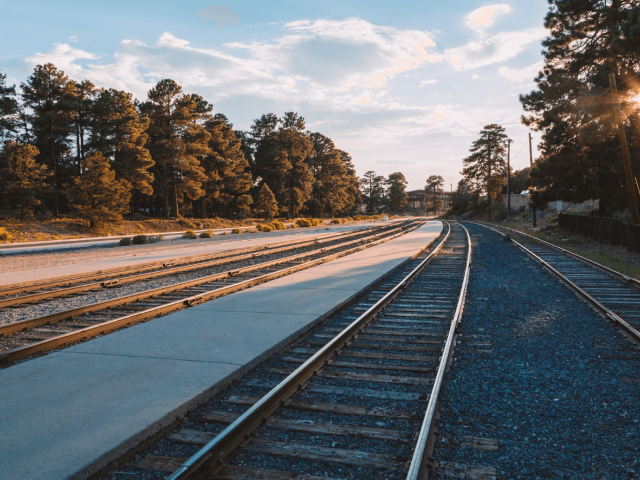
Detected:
left=498, top=61, right=543, bottom=84
left=419, top=79, right=438, bottom=87
left=465, top=4, right=511, bottom=32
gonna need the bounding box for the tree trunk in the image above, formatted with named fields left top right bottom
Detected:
left=174, top=183, right=179, bottom=218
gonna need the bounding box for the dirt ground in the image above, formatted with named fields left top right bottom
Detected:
left=0, top=216, right=274, bottom=243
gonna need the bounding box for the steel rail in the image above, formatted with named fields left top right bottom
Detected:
left=0, top=221, right=415, bottom=337
left=475, top=222, right=640, bottom=288
left=477, top=222, right=640, bottom=344
left=0, top=221, right=424, bottom=365
left=406, top=222, right=472, bottom=480
left=0, top=224, right=394, bottom=308
left=166, top=222, right=453, bottom=480
left=0, top=224, right=385, bottom=297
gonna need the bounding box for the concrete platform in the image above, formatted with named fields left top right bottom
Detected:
left=0, top=221, right=442, bottom=480
left=1, top=222, right=383, bottom=287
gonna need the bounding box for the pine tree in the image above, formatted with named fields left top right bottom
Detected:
left=360, top=171, right=386, bottom=214
left=21, top=63, right=75, bottom=216
left=316, top=153, right=351, bottom=218
left=256, top=183, right=278, bottom=220
left=0, top=68, right=18, bottom=141
left=336, top=149, right=361, bottom=215
left=140, top=80, right=208, bottom=218
left=424, top=175, right=444, bottom=215
left=461, top=124, right=508, bottom=219
left=251, top=112, right=313, bottom=218
left=386, top=172, right=408, bottom=214
left=68, top=80, right=96, bottom=175
left=202, top=114, right=252, bottom=218
left=89, top=88, right=154, bottom=201
left=69, top=151, right=130, bottom=229
left=0, top=141, right=51, bottom=219
left=520, top=0, right=640, bottom=215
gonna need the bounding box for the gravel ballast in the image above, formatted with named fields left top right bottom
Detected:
left=429, top=222, right=640, bottom=479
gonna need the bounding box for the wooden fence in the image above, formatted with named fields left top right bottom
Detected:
left=558, top=213, right=640, bottom=253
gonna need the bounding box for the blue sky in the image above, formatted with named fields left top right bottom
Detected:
left=0, top=0, right=550, bottom=191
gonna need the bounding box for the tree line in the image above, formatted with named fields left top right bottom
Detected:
left=0, top=63, right=367, bottom=225
left=448, top=0, right=640, bottom=221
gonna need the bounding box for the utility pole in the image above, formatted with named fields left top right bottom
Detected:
left=609, top=73, right=640, bottom=223
left=529, top=132, right=537, bottom=228
left=507, top=138, right=513, bottom=220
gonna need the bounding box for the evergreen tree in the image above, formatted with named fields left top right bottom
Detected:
left=386, top=172, right=408, bottom=214
left=68, top=80, right=96, bottom=175
left=251, top=112, right=313, bottom=218
left=424, top=174, right=444, bottom=215
left=140, top=80, right=208, bottom=218
left=0, top=141, right=51, bottom=219
left=520, top=0, right=640, bottom=215
left=21, top=63, right=75, bottom=216
left=0, top=68, right=18, bottom=141
left=360, top=170, right=386, bottom=214
left=461, top=124, right=508, bottom=219
left=256, top=183, right=278, bottom=220
left=202, top=114, right=253, bottom=218
left=336, top=149, right=361, bottom=215
left=316, top=152, right=351, bottom=218
left=69, top=152, right=130, bottom=228
left=89, top=88, right=154, bottom=201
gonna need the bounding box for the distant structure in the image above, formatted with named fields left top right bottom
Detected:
left=197, top=5, right=240, bottom=28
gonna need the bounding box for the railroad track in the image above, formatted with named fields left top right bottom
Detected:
left=475, top=222, right=640, bottom=344
left=0, top=223, right=392, bottom=306
left=0, top=220, right=424, bottom=365
left=103, top=221, right=471, bottom=480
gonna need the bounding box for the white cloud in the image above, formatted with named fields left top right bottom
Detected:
left=465, top=4, right=511, bottom=32
left=471, top=74, right=479, bottom=80
left=444, top=28, right=546, bottom=70
left=419, top=79, right=438, bottom=87
left=68, top=35, right=78, bottom=42
left=498, top=60, right=543, bottom=84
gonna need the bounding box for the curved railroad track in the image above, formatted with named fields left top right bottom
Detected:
left=100, top=221, right=471, bottom=480
left=0, top=220, right=424, bottom=365
left=474, top=222, right=640, bottom=344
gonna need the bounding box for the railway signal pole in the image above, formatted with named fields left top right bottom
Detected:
left=507, top=138, right=513, bottom=220
left=609, top=73, right=640, bottom=223
left=529, top=132, right=537, bottom=228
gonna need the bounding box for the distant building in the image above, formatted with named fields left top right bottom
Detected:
left=406, top=189, right=454, bottom=215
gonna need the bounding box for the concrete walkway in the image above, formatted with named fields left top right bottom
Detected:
left=1, top=222, right=381, bottom=287
left=0, top=221, right=442, bottom=480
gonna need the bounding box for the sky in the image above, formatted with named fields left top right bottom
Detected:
left=0, top=0, right=550, bottom=191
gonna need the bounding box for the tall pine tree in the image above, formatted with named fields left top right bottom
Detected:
left=461, top=124, right=507, bottom=219
left=21, top=63, right=75, bottom=216
left=520, top=0, right=640, bottom=215
left=140, top=80, right=208, bottom=218
left=0, top=68, right=18, bottom=141
left=386, top=172, right=408, bottom=214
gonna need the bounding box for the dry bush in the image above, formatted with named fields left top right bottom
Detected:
left=183, top=230, right=197, bottom=239
left=132, top=234, right=148, bottom=245
left=231, top=228, right=242, bottom=234
left=0, top=227, right=13, bottom=243
left=199, top=229, right=214, bottom=238
left=119, top=237, right=132, bottom=246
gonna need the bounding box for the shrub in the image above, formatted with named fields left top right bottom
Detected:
left=0, top=227, right=13, bottom=243
left=272, top=221, right=285, bottom=230
left=183, top=230, right=197, bottom=239
left=178, top=218, right=197, bottom=229
left=132, top=234, right=148, bottom=245
left=148, top=235, right=162, bottom=243
left=261, top=225, right=274, bottom=232
left=199, top=229, right=214, bottom=238
left=119, top=237, right=132, bottom=246
left=296, top=218, right=312, bottom=227
left=231, top=228, right=242, bottom=234
left=331, top=219, right=341, bottom=224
